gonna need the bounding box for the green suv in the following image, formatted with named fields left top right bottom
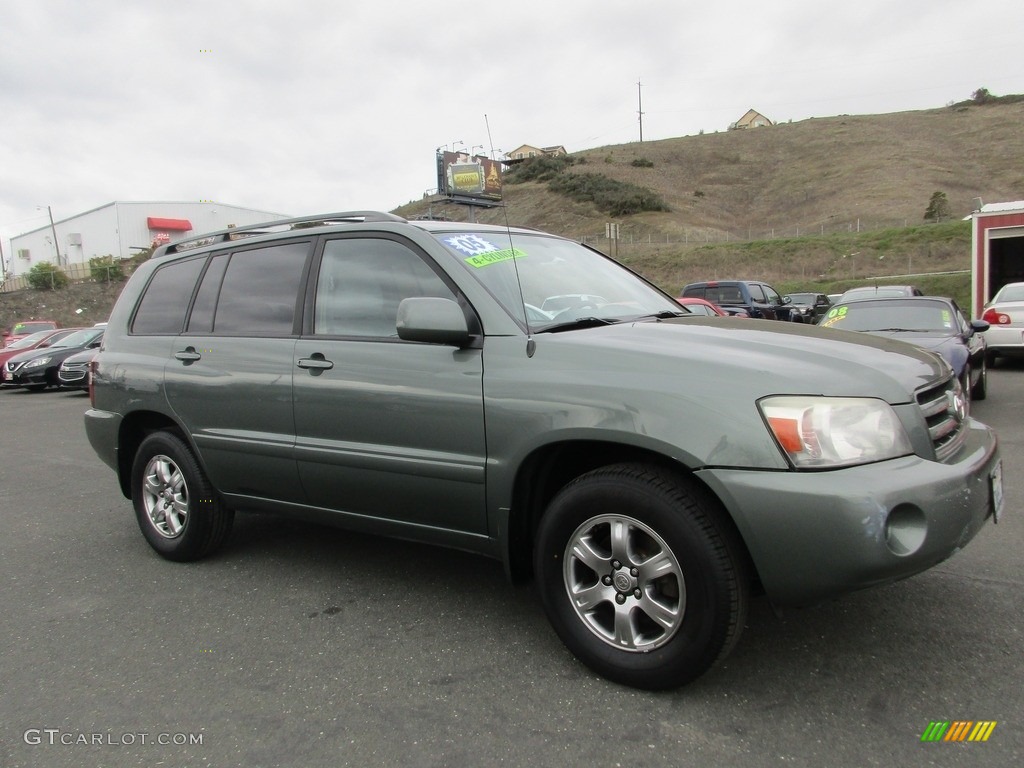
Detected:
left=85, top=212, right=1002, bottom=690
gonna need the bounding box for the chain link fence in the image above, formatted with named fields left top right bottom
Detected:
left=2, top=259, right=134, bottom=293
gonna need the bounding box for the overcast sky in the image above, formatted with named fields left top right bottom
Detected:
left=2, top=0, right=1022, bottom=262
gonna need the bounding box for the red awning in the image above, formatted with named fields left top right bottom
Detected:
left=147, top=217, right=192, bottom=231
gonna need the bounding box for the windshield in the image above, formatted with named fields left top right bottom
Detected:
left=788, top=293, right=818, bottom=304
left=12, top=322, right=55, bottom=335
left=434, top=231, right=681, bottom=330
left=53, top=329, right=102, bottom=348
left=821, top=300, right=959, bottom=333
left=6, top=330, right=54, bottom=349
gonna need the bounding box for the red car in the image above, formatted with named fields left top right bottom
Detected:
left=676, top=296, right=749, bottom=318
left=2, top=319, right=59, bottom=347
left=0, top=328, right=76, bottom=368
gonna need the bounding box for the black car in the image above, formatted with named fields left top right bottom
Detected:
left=680, top=280, right=795, bottom=320
left=2, top=327, right=104, bottom=390
left=785, top=292, right=832, bottom=323
left=820, top=296, right=989, bottom=402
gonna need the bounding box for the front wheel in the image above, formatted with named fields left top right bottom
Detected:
left=130, top=431, right=234, bottom=562
left=534, top=464, right=748, bottom=690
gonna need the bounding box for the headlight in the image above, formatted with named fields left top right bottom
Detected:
left=24, top=356, right=52, bottom=369
left=759, top=396, right=913, bottom=468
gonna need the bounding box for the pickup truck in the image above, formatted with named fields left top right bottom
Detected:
left=680, top=280, right=796, bottom=321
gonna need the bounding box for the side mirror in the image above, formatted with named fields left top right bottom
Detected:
left=396, top=297, right=472, bottom=346
left=971, top=319, right=990, bottom=333
left=782, top=296, right=792, bottom=305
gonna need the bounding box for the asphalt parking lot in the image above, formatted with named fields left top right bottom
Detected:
left=1, top=370, right=1021, bottom=768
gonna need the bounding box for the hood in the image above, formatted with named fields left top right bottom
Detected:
left=856, top=330, right=962, bottom=371
left=536, top=316, right=948, bottom=404
left=6, top=343, right=86, bottom=365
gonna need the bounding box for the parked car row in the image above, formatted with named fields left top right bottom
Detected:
left=1, top=327, right=103, bottom=391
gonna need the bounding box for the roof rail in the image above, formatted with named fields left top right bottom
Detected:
left=165, top=211, right=407, bottom=253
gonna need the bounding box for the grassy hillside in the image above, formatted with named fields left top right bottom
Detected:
left=398, top=100, right=1024, bottom=241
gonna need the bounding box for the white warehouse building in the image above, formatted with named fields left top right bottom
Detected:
left=8, top=200, right=289, bottom=278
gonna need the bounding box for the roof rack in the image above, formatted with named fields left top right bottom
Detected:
left=166, top=211, right=407, bottom=253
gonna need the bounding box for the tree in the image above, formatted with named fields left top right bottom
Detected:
left=971, top=87, right=992, bottom=104
left=27, top=262, right=69, bottom=290
left=924, top=191, right=951, bottom=223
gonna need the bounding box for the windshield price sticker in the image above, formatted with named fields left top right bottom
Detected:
left=441, top=234, right=528, bottom=268
left=991, top=460, right=1004, bottom=523
left=463, top=248, right=527, bottom=268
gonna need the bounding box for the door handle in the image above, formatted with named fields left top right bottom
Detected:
left=174, top=347, right=202, bottom=362
left=297, top=355, right=334, bottom=371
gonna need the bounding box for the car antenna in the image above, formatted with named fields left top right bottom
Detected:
left=488, top=113, right=535, bottom=358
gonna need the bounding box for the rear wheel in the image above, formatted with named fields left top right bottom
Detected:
left=131, top=431, right=234, bottom=561
left=534, top=463, right=748, bottom=690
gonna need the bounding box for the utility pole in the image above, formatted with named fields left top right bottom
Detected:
left=637, top=79, right=645, bottom=142
left=44, top=206, right=62, bottom=266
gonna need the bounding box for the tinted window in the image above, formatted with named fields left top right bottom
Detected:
left=132, top=257, right=206, bottom=335
left=748, top=284, right=767, bottom=302
left=314, top=238, right=455, bottom=337
left=187, top=254, right=229, bottom=333
left=213, top=243, right=309, bottom=335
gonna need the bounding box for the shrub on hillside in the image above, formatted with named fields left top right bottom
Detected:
left=27, top=262, right=69, bottom=290
left=89, top=255, right=126, bottom=282
left=630, top=158, right=654, bottom=168
left=505, top=155, right=576, bottom=183
left=549, top=172, right=670, bottom=217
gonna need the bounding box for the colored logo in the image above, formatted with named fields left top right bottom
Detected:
left=920, top=721, right=997, bottom=742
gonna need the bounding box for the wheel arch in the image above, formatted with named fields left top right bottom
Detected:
left=505, top=440, right=758, bottom=589
left=115, top=410, right=189, bottom=498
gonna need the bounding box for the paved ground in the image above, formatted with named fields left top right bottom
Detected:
left=1, top=369, right=1021, bottom=768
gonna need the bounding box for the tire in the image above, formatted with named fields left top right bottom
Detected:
left=972, top=358, right=988, bottom=401
left=130, top=431, right=234, bottom=562
left=986, top=350, right=998, bottom=368
left=534, top=463, right=748, bottom=690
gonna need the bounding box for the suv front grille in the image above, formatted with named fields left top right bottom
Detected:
left=917, top=377, right=968, bottom=462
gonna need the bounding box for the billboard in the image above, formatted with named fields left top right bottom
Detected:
left=436, top=151, right=502, bottom=204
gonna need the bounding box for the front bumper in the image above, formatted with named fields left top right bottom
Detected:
left=1, top=365, right=47, bottom=387
left=58, top=364, right=89, bottom=388
left=696, top=418, right=1000, bottom=607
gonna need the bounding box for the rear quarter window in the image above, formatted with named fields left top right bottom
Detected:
left=132, top=257, right=206, bottom=335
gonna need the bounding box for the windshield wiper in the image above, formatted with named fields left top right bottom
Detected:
left=636, top=310, right=690, bottom=320
left=865, top=327, right=929, bottom=333
left=536, top=316, right=620, bottom=334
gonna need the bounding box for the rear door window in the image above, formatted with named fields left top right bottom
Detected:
left=211, top=242, right=310, bottom=335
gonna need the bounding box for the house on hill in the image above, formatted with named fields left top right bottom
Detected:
left=506, top=144, right=568, bottom=160
left=729, top=109, right=774, bottom=130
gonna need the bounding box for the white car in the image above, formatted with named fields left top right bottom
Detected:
left=982, top=282, right=1024, bottom=366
